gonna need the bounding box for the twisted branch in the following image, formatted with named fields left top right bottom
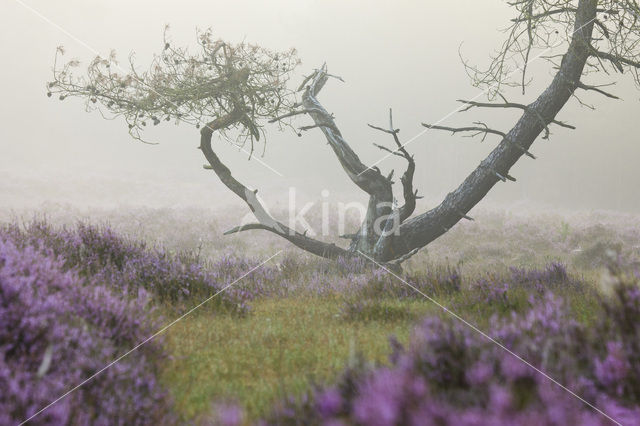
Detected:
left=200, top=112, right=349, bottom=260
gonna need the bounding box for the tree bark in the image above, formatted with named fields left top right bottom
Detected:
left=383, top=0, right=598, bottom=262
left=301, top=66, right=394, bottom=254
left=203, top=0, right=600, bottom=266
left=200, top=112, right=350, bottom=260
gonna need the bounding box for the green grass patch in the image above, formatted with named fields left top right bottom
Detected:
left=160, top=296, right=436, bottom=421
left=160, top=277, right=603, bottom=423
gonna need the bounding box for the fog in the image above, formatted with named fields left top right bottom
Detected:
left=1, top=0, right=639, bottom=215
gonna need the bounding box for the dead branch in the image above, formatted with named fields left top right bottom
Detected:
left=373, top=143, right=404, bottom=157
left=200, top=111, right=350, bottom=260
left=367, top=109, right=419, bottom=260
left=576, top=81, right=620, bottom=99
left=386, top=247, right=423, bottom=266
left=268, top=108, right=318, bottom=123
left=422, top=123, right=507, bottom=141
left=383, top=0, right=600, bottom=263
left=457, top=98, right=576, bottom=138
left=590, top=49, right=640, bottom=71
left=368, top=108, right=418, bottom=223
left=301, top=65, right=394, bottom=254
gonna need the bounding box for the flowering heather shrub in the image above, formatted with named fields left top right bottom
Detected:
left=2, top=220, right=253, bottom=313
left=211, top=253, right=279, bottom=301
left=509, top=262, right=572, bottom=287
left=399, top=265, right=462, bottom=299
left=490, top=293, right=592, bottom=385
left=263, top=254, right=461, bottom=300
left=594, top=267, right=640, bottom=404
left=473, top=278, right=510, bottom=304
left=0, top=236, right=173, bottom=425
left=260, top=270, right=640, bottom=425
left=469, top=262, right=589, bottom=310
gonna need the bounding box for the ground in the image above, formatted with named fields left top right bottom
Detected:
left=3, top=203, right=638, bottom=423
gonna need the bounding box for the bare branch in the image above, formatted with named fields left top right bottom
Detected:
left=367, top=108, right=419, bottom=261
left=422, top=123, right=507, bottom=140
left=384, top=0, right=600, bottom=262
left=590, top=49, right=640, bottom=71
left=299, top=123, right=339, bottom=132
left=296, top=73, right=314, bottom=92
left=301, top=65, right=394, bottom=254
left=373, top=143, right=404, bottom=158
left=223, top=223, right=272, bottom=235
left=200, top=111, right=350, bottom=260
left=457, top=99, right=576, bottom=134
left=301, top=65, right=391, bottom=195
left=367, top=123, right=398, bottom=135
left=268, top=108, right=317, bottom=123
left=460, top=0, right=639, bottom=96
left=369, top=108, right=418, bottom=222
left=387, top=247, right=423, bottom=266
left=510, top=8, right=618, bottom=22
left=576, top=81, right=620, bottom=99
left=594, top=19, right=611, bottom=40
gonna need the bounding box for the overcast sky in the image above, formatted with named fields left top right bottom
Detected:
left=1, top=0, right=639, bottom=213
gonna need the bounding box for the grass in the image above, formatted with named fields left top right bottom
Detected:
left=160, top=275, right=605, bottom=422
left=161, top=296, right=437, bottom=421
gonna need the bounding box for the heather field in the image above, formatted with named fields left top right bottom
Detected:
left=2, top=205, right=640, bottom=425
left=5, top=0, right=640, bottom=423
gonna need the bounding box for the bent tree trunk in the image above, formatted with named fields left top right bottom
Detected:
left=200, top=112, right=349, bottom=260
left=385, top=0, right=599, bottom=261
left=50, top=0, right=640, bottom=267
left=204, top=0, right=599, bottom=266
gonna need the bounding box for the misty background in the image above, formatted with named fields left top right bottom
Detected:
left=1, top=0, right=639, bottom=218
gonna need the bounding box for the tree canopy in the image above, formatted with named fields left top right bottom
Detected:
left=48, top=27, right=300, bottom=153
